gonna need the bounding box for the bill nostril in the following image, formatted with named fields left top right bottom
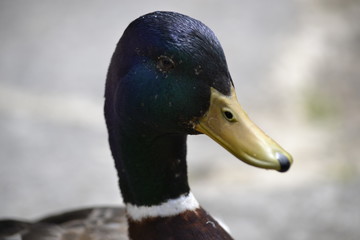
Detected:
left=222, top=108, right=236, bottom=122
left=224, top=111, right=233, bottom=120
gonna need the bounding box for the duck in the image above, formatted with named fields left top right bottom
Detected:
left=0, top=11, right=293, bottom=240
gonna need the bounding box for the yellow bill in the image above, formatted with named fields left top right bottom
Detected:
left=194, top=87, right=293, bottom=172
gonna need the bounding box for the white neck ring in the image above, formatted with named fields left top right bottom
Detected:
left=126, top=192, right=200, bottom=221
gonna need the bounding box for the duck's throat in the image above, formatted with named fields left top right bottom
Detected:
left=110, top=131, right=191, bottom=207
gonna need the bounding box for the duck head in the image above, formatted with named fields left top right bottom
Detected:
left=105, top=12, right=292, bottom=172
left=105, top=11, right=292, bottom=173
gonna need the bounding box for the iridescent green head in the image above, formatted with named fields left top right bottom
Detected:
left=105, top=11, right=292, bottom=179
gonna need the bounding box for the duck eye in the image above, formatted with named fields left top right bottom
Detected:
left=157, top=55, right=175, bottom=72
left=222, top=108, right=236, bottom=122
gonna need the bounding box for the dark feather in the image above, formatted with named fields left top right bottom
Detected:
left=129, top=208, right=233, bottom=240
left=0, top=207, right=128, bottom=240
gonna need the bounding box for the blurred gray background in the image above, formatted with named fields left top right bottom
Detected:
left=1, top=0, right=359, bottom=239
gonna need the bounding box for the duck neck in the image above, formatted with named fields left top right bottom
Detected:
left=109, top=128, right=191, bottom=207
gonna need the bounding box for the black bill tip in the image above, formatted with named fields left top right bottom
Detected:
left=277, top=153, right=291, bottom=172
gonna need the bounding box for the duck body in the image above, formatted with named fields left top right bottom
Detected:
left=0, top=11, right=293, bottom=240
left=0, top=207, right=230, bottom=240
